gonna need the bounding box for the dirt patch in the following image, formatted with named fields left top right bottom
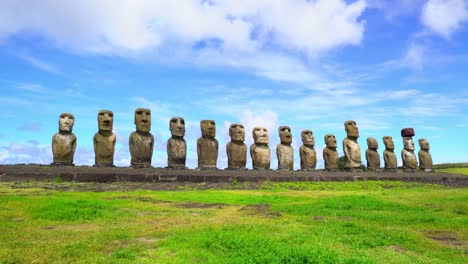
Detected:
left=135, top=237, right=157, bottom=244
left=337, top=216, right=353, bottom=221
left=313, top=216, right=326, bottom=221
left=176, top=202, right=226, bottom=209
left=387, top=245, right=407, bottom=253
left=136, top=197, right=173, bottom=204
left=426, top=231, right=467, bottom=249
left=238, top=204, right=282, bottom=218
left=108, top=195, right=132, bottom=200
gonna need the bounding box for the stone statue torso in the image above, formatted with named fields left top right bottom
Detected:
left=52, top=132, right=76, bottom=165
left=383, top=149, right=397, bottom=170
left=402, top=149, right=417, bottom=170
left=418, top=150, right=433, bottom=171
left=167, top=137, right=186, bottom=168
left=300, top=145, right=317, bottom=170
left=197, top=137, right=218, bottom=168
left=323, top=147, right=339, bottom=171
left=250, top=144, right=270, bottom=169
left=365, top=149, right=380, bottom=171
left=227, top=141, right=247, bottom=169
left=277, top=144, right=293, bottom=170
left=343, top=138, right=361, bottom=169
left=129, top=131, right=154, bottom=167
left=94, top=132, right=116, bottom=165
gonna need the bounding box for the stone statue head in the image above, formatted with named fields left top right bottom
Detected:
left=403, top=137, right=415, bottom=151
left=418, top=138, right=430, bottom=150
left=58, top=113, right=75, bottom=132
left=229, top=124, right=245, bottom=142
left=278, top=126, right=292, bottom=144
left=201, top=120, right=216, bottom=138
left=367, top=137, right=378, bottom=149
left=324, top=134, right=337, bottom=148
left=383, top=136, right=394, bottom=150
left=344, top=120, right=359, bottom=139
left=98, top=110, right=113, bottom=131
left=170, top=117, right=185, bottom=137
left=253, top=127, right=269, bottom=144
left=301, top=130, right=315, bottom=146
left=134, top=108, right=151, bottom=132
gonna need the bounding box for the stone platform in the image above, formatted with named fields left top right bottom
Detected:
left=0, top=164, right=466, bottom=187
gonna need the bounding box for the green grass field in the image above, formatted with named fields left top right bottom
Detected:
left=0, top=181, right=466, bottom=263
left=439, top=167, right=468, bottom=175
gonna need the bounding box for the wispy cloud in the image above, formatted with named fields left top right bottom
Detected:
left=16, top=122, right=42, bottom=132
left=16, top=53, right=60, bottom=74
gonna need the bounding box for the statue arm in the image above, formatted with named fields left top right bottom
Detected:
left=343, top=140, right=350, bottom=161
left=365, top=150, right=370, bottom=165
left=226, top=142, right=231, bottom=164
left=197, top=138, right=201, bottom=160
left=150, top=134, right=154, bottom=156
left=72, top=135, right=77, bottom=154
left=129, top=134, right=134, bottom=156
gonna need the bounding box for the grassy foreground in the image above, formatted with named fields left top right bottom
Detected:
left=0, top=181, right=466, bottom=263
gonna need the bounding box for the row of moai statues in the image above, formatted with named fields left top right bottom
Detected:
left=51, top=110, right=433, bottom=172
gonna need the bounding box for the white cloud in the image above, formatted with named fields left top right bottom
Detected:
left=0, top=0, right=367, bottom=86
left=402, top=43, right=426, bottom=70
left=421, top=0, right=468, bottom=38
left=16, top=53, right=60, bottom=74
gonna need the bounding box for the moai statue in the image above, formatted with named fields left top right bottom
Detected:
left=299, top=130, right=317, bottom=171
left=343, top=120, right=362, bottom=171
left=323, top=134, right=339, bottom=171
left=418, top=138, right=433, bottom=172
left=93, top=110, right=116, bottom=167
left=365, top=137, right=380, bottom=171
left=226, top=124, right=247, bottom=170
left=167, top=117, right=186, bottom=169
left=276, top=126, right=294, bottom=170
left=250, top=127, right=270, bottom=170
left=197, top=120, right=218, bottom=169
left=51, top=113, right=76, bottom=166
left=401, top=128, right=417, bottom=172
left=382, top=136, right=397, bottom=172
left=129, top=108, right=154, bottom=168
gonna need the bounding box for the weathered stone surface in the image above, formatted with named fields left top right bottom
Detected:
left=167, top=117, right=186, bottom=169
left=323, top=134, right=339, bottom=171
left=197, top=120, right=218, bottom=169
left=418, top=138, right=433, bottom=172
left=129, top=108, right=154, bottom=168
left=402, top=135, right=417, bottom=172
left=300, top=130, right=317, bottom=171
left=226, top=124, right=247, bottom=170
left=382, top=136, right=397, bottom=172
left=401, top=128, right=415, bottom=137
left=250, top=127, right=270, bottom=170
left=343, top=120, right=361, bottom=171
left=365, top=137, right=380, bottom=171
left=94, top=110, right=116, bottom=167
left=52, top=113, right=76, bottom=166
left=277, top=126, right=293, bottom=170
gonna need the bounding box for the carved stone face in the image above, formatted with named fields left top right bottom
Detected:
left=301, top=130, right=314, bottom=146
left=344, top=120, right=359, bottom=139
left=367, top=137, right=378, bottom=149
left=403, top=137, right=415, bottom=151
left=324, top=134, right=337, bottom=148
left=278, top=126, right=292, bottom=144
left=134, top=108, right=151, bottom=132
left=170, top=117, right=185, bottom=137
left=59, top=113, right=74, bottom=132
left=201, top=120, right=216, bottom=138
left=98, top=110, right=113, bottom=131
left=229, top=124, right=245, bottom=142
left=253, top=127, right=269, bottom=144
left=383, top=136, right=394, bottom=150
left=418, top=138, right=430, bottom=150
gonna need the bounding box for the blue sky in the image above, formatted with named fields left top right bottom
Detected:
left=0, top=0, right=467, bottom=169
